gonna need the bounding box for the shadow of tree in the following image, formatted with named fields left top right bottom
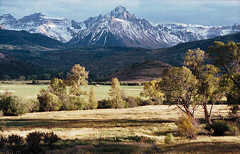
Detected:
left=0, top=118, right=175, bottom=129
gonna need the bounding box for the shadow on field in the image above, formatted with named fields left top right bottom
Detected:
left=161, top=142, right=240, bottom=153
left=48, top=142, right=160, bottom=154
left=40, top=141, right=240, bottom=154
left=0, top=118, right=175, bottom=129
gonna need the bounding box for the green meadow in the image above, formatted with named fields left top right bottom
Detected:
left=0, top=84, right=142, bottom=100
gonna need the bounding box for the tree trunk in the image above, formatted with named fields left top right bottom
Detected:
left=203, top=104, right=212, bottom=125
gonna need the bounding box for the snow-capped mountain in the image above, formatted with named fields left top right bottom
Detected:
left=69, top=6, right=182, bottom=48
left=69, top=6, right=240, bottom=48
left=1, top=6, right=240, bottom=48
left=157, top=23, right=240, bottom=43
left=0, top=13, right=82, bottom=42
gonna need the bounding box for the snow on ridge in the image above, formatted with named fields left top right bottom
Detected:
left=41, top=16, right=66, bottom=20
left=1, top=6, right=240, bottom=48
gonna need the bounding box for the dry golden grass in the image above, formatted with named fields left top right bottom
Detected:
left=1, top=105, right=240, bottom=153
left=0, top=105, right=238, bottom=144
left=0, top=105, right=229, bottom=121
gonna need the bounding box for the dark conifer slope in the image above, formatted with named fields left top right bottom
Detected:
left=0, top=31, right=239, bottom=81
left=0, top=29, right=65, bottom=49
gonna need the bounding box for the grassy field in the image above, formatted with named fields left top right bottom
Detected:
left=0, top=84, right=142, bottom=100
left=0, top=105, right=239, bottom=153
left=0, top=83, right=240, bottom=153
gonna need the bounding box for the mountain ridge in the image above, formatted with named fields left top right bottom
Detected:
left=0, top=29, right=65, bottom=49
left=1, top=6, right=239, bottom=49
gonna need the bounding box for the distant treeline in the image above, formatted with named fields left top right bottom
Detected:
left=0, top=80, right=143, bottom=86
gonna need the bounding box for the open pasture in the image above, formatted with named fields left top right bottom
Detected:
left=0, top=84, right=142, bottom=100
left=0, top=83, right=239, bottom=153
left=0, top=105, right=240, bottom=153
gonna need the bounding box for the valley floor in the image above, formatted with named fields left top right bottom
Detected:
left=0, top=105, right=239, bottom=153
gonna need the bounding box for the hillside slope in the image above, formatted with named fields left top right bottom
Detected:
left=154, top=32, right=240, bottom=66
left=0, top=29, right=65, bottom=49
left=0, top=31, right=239, bottom=80
left=112, top=60, right=171, bottom=81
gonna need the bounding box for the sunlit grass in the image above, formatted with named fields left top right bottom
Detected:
left=0, top=84, right=142, bottom=100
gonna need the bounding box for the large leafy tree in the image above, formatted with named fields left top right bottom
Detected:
left=158, top=66, right=199, bottom=118
left=209, top=41, right=240, bottom=89
left=184, top=48, right=223, bottom=125
left=209, top=41, right=240, bottom=118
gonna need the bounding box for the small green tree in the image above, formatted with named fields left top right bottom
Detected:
left=66, top=64, right=88, bottom=96
left=37, top=89, right=62, bottom=111
left=141, top=79, right=164, bottom=101
left=109, top=78, right=125, bottom=108
left=158, top=66, right=199, bottom=118
left=48, top=78, right=68, bottom=106
left=176, top=114, right=200, bottom=139
left=184, top=48, right=205, bottom=77
left=49, top=78, right=67, bottom=96
left=88, top=87, right=98, bottom=109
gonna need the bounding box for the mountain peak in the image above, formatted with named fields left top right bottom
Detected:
left=0, top=14, right=14, bottom=18
left=0, top=14, right=17, bottom=25
left=109, top=6, right=135, bottom=20
left=18, top=12, right=46, bottom=23
left=24, top=12, right=46, bottom=18
left=113, top=5, right=127, bottom=13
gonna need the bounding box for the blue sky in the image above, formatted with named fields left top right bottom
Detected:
left=0, top=0, right=240, bottom=25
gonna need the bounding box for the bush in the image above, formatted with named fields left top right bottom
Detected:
left=26, top=132, right=44, bottom=151
left=138, top=99, right=155, bottom=106
left=98, top=99, right=126, bottom=109
left=151, top=98, right=163, bottom=105
left=43, top=132, right=59, bottom=146
left=227, top=123, right=240, bottom=136
left=63, top=96, right=88, bottom=110
left=32, top=80, right=40, bottom=84
left=37, top=90, right=62, bottom=111
left=209, top=120, right=230, bottom=136
left=7, top=134, right=24, bottom=147
left=176, top=115, right=199, bottom=139
left=0, top=135, right=7, bottom=147
left=110, top=99, right=126, bottom=109
left=125, top=136, right=155, bottom=144
left=164, top=133, right=174, bottom=144
left=0, top=95, right=29, bottom=116
left=98, top=99, right=113, bottom=109
left=124, top=96, right=162, bottom=108
left=124, top=96, right=139, bottom=108
left=28, top=99, right=40, bottom=112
